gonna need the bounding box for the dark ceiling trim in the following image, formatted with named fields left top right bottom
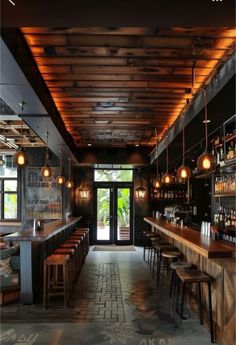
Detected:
left=1, top=0, right=235, bottom=27
left=1, top=27, right=80, bottom=162
left=150, top=51, right=236, bottom=164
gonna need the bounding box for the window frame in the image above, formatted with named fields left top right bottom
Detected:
left=0, top=175, right=20, bottom=222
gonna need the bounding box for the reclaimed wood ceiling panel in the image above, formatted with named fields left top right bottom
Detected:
left=21, top=27, right=236, bottom=147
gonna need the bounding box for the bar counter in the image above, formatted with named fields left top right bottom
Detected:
left=4, top=217, right=81, bottom=304
left=144, top=217, right=236, bottom=345
left=144, top=217, right=235, bottom=258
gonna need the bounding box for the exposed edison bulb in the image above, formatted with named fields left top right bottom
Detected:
left=154, top=179, right=161, bottom=188
left=177, top=165, right=191, bottom=179
left=197, top=151, right=215, bottom=171
left=14, top=148, right=28, bottom=167
left=66, top=179, right=74, bottom=189
left=41, top=165, right=52, bottom=178
left=56, top=175, right=65, bottom=185
left=162, top=173, right=173, bottom=184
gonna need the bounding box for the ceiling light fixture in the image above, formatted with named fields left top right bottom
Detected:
left=162, top=145, right=173, bottom=184
left=56, top=150, right=65, bottom=185
left=197, top=89, right=215, bottom=171
left=41, top=131, right=52, bottom=179
left=14, top=102, right=28, bottom=168
left=65, top=158, right=74, bottom=189
left=177, top=119, right=191, bottom=180
left=8, top=0, right=16, bottom=5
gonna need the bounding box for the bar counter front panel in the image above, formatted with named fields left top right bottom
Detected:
left=4, top=217, right=82, bottom=304
left=144, top=217, right=236, bottom=345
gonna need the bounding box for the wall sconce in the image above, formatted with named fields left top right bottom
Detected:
left=135, top=169, right=146, bottom=200
left=14, top=102, right=28, bottom=168
left=197, top=89, right=215, bottom=171
left=79, top=188, right=89, bottom=200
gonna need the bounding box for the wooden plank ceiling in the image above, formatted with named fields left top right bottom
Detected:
left=21, top=27, right=236, bottom=148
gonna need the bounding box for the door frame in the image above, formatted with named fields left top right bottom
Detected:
left=94, top=182, right=133, bottom=245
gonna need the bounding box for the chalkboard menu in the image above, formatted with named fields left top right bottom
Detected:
left=26, top=167, right=62, bottom=219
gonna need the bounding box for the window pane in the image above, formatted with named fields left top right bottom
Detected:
left=4, top=193, right=17, bottom=219
left=0, top=156, right=17, bottom=177
left=94, top=169, right=133, bottom=182
left=4, top=180, right=17, bottom=192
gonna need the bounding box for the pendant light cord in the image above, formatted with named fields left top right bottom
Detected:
left=156, top=157, right=159, bottom=178
left=182, top=126, right=185, bottom=165
left=166, top=146, right=169, bottom=172
left=203, top=89, right=208, bottom=149
left=59, top=150, right=62, bottom=174
left=20, top=102, right=24, bottom=147
left=45, top=132, right=49, bottom=165
left=69, top=158, right=71, bottom=180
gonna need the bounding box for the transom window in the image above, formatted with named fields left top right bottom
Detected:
left=94, top=169, right=133, bottom=182
left=0, top=155, right=19, bottom=220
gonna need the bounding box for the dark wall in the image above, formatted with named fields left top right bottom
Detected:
left=72, top=167, right=151, bottom=245
left=20, top=147, right=72, bottom=229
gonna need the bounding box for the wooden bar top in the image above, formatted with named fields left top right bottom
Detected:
left=4, top=217, right=81, bottom=242
left=144, top=217, right=235, bottom=259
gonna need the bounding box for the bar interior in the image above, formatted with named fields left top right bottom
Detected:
left=0, top=2, right=235, bottom=345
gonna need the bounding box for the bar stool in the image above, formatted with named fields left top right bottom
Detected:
left=176, top=269, right=215, bottom=343
left=74, top=228, right=89, bottom=255
left=148, top=236, right=161, bottom=268
left=70, top=235, right=86, bottom=263
left=66, top=239, right=83, bottom=272
left=43, top=254, right=70, bottom=308
left=54, top=248, right=75, bottom=291
left=169, top=261, right=192, bottom=315
left=153, top=242, right=175, bottom=285
left=60, top=242, right=79, bottom=277
left=157, top=249, right=181, bottom=288
left=143, top=231, right=159, bottom=261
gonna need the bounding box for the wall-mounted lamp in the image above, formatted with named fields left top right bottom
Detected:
left=14, top=102, right=28, bottom=168
left=65, top=158, right=74, bottom=189
left=162, top=146, right=173, bottom=184
left=41, top=131, right=52, bottom=179
left=79, top=188, right=89, bottom=199
left=56, top=150, right=65, bottom=185
left=197, top=89, right=215, bottom=171
left=135, top=169, right=146, bottom=199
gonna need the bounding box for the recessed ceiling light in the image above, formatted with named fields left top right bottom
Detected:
left=203, top=120, right=211, bottom=123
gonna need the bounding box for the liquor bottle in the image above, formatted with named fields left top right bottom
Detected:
left=227, top=141, right=234, bottom=160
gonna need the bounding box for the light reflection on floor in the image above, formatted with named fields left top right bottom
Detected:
left=1, top=247, right=216, bottom=345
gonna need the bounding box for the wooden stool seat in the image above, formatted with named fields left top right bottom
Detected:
left=43, top=254, right=70, bottom=308
left=162, top=251, right=181, bottom=259
left=170, top=261, right=192, bottom=270
left=177, top=269, right=212, bottom=283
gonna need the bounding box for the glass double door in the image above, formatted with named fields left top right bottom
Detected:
left=95, top=183, right=133, bottom=244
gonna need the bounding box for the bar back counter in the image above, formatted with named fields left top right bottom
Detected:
left=4, top=217, right=82, bottom=304
left=144, top=217, right=235, bottom=345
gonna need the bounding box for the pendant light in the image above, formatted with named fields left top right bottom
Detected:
left=14, top=102, right=28, bottom=167
left=56, top=150, right=65, bottom=185
left=41, top=132, right=52, bottom=179
left=65, top=158, right=74, bottom=189
left=153, top=157, right=161, bottom=188
left=177, top=124, right=191, bottom=180
left=162, top=146, right=173, bottom=184
left=197, top=89, right=215, bottom=171
left=135, top=169, right=146, bottom=199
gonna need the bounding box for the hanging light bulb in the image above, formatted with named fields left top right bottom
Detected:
left=135, top=169, right=146, bottom=199
left=14, top=102, right=28, bottom=167
left=153, top=155, right=161, bottom=188
left=177, top=120, right=191, bottom=180
left=65, top=158, right=74, bottom=188
left=162, top=146, right=173, bottom=184
left=197, top=89, right=215, bottom=171
left=56, top=150, right=65, bottom=185
left=41, top=132, right=52, bottom=179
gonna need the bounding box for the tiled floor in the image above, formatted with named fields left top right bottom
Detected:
left=1, top=247, right=216, bottom=345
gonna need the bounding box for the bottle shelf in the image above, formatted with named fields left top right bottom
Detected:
left=225, top=132, right=236, bottom=143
